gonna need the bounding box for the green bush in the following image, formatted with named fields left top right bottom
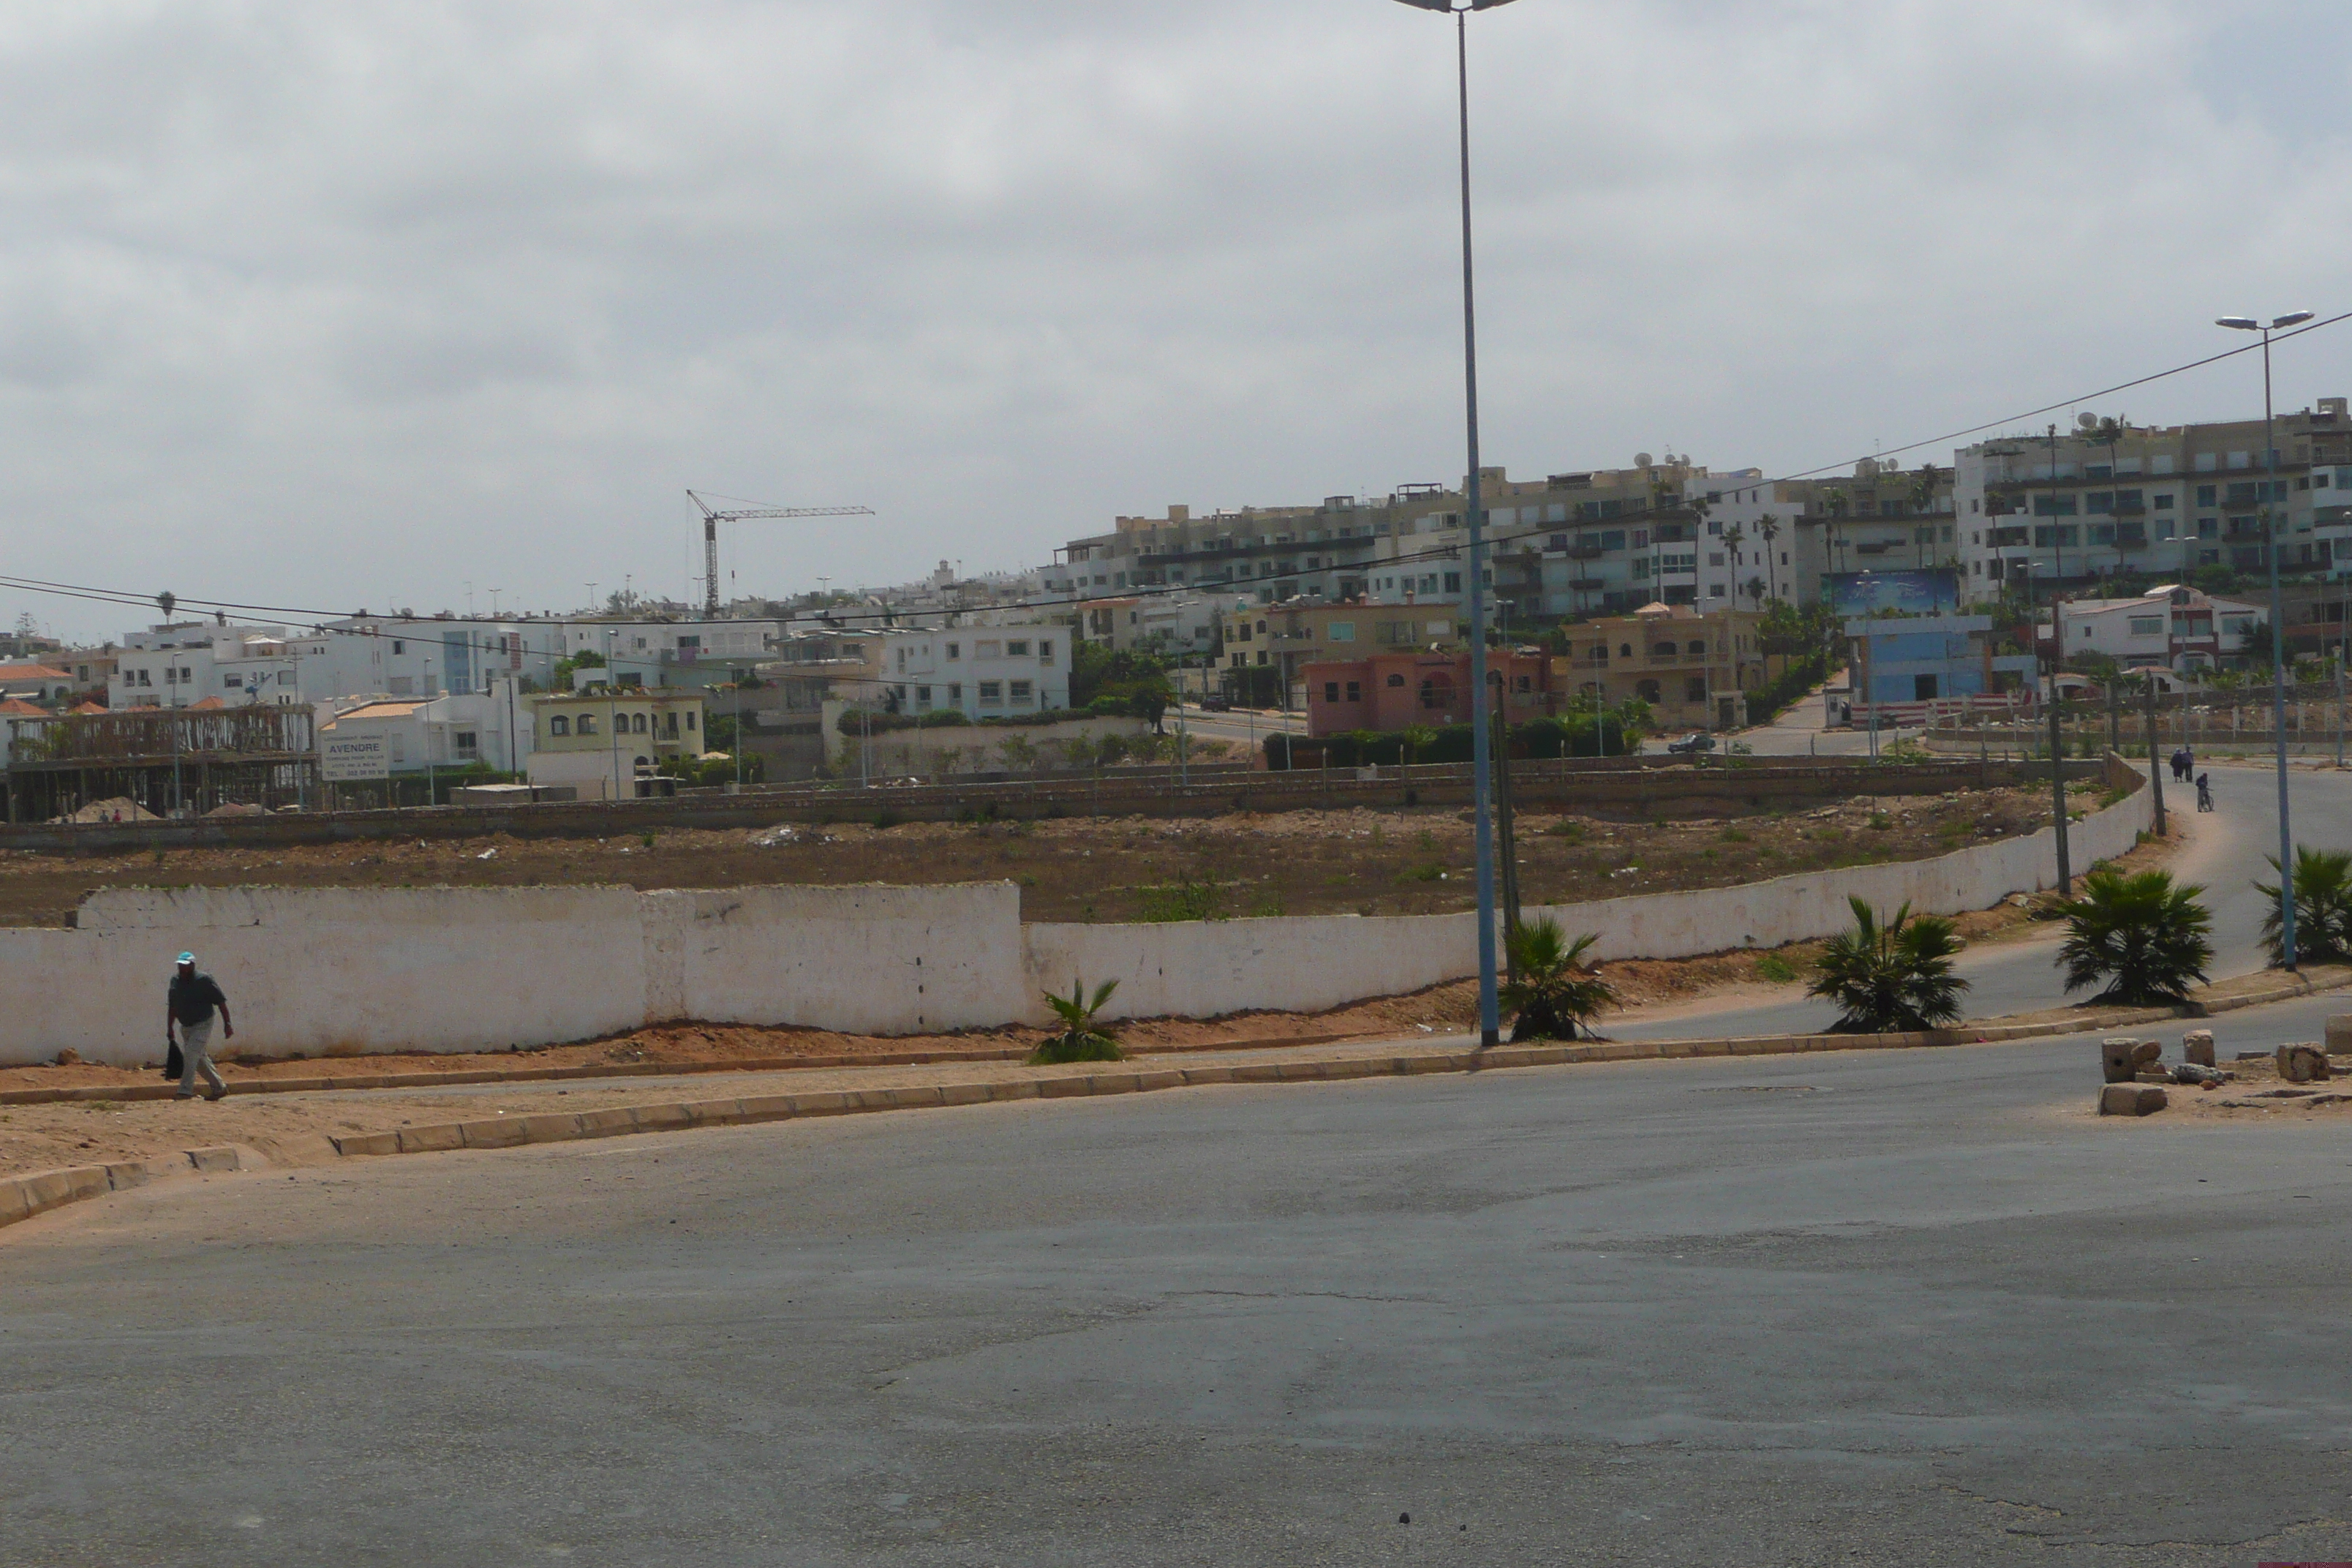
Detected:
left=1501, top=918, right=1616, bottom=1041
left=1807, top=897, right=1969, bottom=1033
left=1136, top=880, right=1227, bottom=922
left=2054, top=867, right=2214, bottom=1004
left=1030, top=978, right=1123, bottom=1064
left=2255, top=848, right=2352, bottom=967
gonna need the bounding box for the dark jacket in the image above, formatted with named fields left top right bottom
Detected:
left=169, top=970, right=227, bottom=1027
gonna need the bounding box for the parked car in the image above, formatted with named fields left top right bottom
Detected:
left=1665, top=731, right=1716, bottom=755
left=1198, top=693, right=1233, bottom=712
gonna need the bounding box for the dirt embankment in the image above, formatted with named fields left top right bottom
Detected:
left=0, top=785, right=2071, bottom=927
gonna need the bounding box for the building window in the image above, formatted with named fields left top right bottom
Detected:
left=946, top=643, right=960, bottom=660
left=685, top=711, right=696, bottom=731
left=666, top=712, right=679, bottom=738
left=1324, top=682, right=1341, bottom=703
left=948, top=683, right=962, bottom=703
left=1329, top=623, right=1355, bottom=641
left=1009, top=679, right=1033, bottom=704
left=1006, top=640, right=1030, bottom=657
left=1684, top=677, right=1707, bottom=703
left=979, top=681, right=1003, bottom=707
left=1636, top=679, right=1662, bottom=703
left=633, top=712, right=649, bottom=734
left=1386, top=673, right=1406, bottom=687
left=454, top=731, right=478, bottom=757
left=549, top=715, right=570, bottom=736
left=1039, top=639, right=1054, bottom=663
left=1346, top=681, right=1361, bottom=701
left=1418, top=673, right=1455, bottom=710
left=576, top=714, right=595, bottom=736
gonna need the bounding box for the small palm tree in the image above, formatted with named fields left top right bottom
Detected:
left=1807, top=897, right=1969, bottom=1033
left=1757, top=513, right=1782, bottom=603
left=2255, top=847, right=2352, bottom=967
left=1400, top=724, right=1438, bottom=768
left=1030, top=978, right=1123, bottom=1064
left=2054, top=867, right=2213, bottom=1004
left=1501, top=917, right=1616, bottom=1041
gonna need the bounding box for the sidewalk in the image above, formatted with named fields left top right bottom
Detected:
left=12, top=960, right=2351, bottom=1237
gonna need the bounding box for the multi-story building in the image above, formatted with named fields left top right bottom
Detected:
left=524, top=685, right=709, bottom=799
left=868, top=626, right=1071, bottom=720
left=1552, top=604, right=1768, bottom=732
left=1953, top=399, right=2352, bottom=596
left=2037, top=585, right=2262, bottom=672
left=316, top=690, right=537, bottom=777
left=1076, top=595, right=1221, bottom=657
left=1218, top=598, right=1468, bottom=704
left=0, top=663, right=77, bottom=704
left=1302, top=647, right=1554, bottom=737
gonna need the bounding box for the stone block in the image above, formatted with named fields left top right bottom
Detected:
left=336, top=1130, right=402, bottom=1158
left=573, top=1107, right=638, bottom=1137
left=734, top=1095, right=799, bottom=1122
left=630, top=1104, right=696, bottom=1129
left=987, top=1081, right=1042, bottom=1101
left=2326, top=1015, right=2352, bottom=1054
left=1315, top=1059, right=1380, bottom=1080
left=683, top=1098, right=745, bottom=1125
left=1038, top=1077, right=1094, bottom=1098
left=1179, top=1066, right=1237, bottom=1086
left=183, top=1146, right=242, bottom=1173
left=881, top=1087, right=943, bottom=1109
left=2099, top=1083, right=2168, bottom=1116
left=1231, top=1063, right=1285, bottom=1082
left=2101, top=1038, right=2142, bottom=1083
left=458, top=1117, right=530, bottom=1150
left=0, top=1180, right=30, bottom=1227
left=23, top=1167, right=105, bottom=1212
left=102, top=1161, right=153, bottom=1191
left=2182, top=1030, right=2216, bottom=1068
left=519, top=1113, right=585, bottom=1145
left=396, top=1123, right=465, bottom=1153
left=2133, top=1040, right=2163, bottom=1068
left=935, top=1083, right=993, bottom=1107
left=2279, top=1044, right=2332, bottom=1084
left=1133, top=1071, right=1185, bottom=1091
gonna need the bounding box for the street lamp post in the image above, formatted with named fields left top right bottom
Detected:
left=2217, top=310, right=2314, bottom=969
left=1397, top=0, right=1518, bottom=1048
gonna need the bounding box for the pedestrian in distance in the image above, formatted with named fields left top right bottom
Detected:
left=2195, top=772, right=2215, bottom=813
left=167, top=951, right=233, bottom=1101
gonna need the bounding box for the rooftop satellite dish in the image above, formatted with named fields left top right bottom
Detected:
left=1635, top=451, right=1654, bottom=469
left=2077, top=412, right=2100, bottom=431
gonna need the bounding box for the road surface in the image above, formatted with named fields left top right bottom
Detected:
left=8, top=997, right=2352, bottom=1564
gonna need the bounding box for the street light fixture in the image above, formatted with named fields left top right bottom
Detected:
left=1394, top=0, right=1520, bottom=1047
left=2216, top=309, right=2314, bottom=969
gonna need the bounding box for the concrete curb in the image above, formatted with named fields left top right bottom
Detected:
left=12, top=964, right=2349, bottom=1239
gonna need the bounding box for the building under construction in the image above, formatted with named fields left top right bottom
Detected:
left=4, top=706, right=320, bottom=823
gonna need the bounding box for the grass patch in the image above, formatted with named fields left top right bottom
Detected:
left=1136, top=879, right=1228, bottom=921
left=1753, top=954, right=1798, bottom=984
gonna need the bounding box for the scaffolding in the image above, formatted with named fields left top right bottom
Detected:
left=5, top=706, right=320, bottom=823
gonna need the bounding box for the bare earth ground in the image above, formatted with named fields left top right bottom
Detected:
left=0, top=784, right=2070, bottom=927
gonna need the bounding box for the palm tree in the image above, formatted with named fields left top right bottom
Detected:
left=2054, top=867, right=2214, bottom=1004
left=1757, top=513, right=1782, bottom=604
left=1501, top=918, right=1617, bottom=1041
left=1821, top=488, right=1851, bottom=586
left=1807, top=897, right=1970, bottom=1032
left=1909, top=464, right=1942, bottom=571
left=2255, top=847, right=2352, bottom=967
left=1722, top=521, right=1744, bottom=604
left=1030, top=977, right=1123, bottom=1064
left=2087, top=415, right=2129, bottom=578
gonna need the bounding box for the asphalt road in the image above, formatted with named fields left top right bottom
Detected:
left=9, top=1000, right=2352, bottom=1566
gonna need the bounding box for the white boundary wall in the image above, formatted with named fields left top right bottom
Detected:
left=2, top=781, right=2148, bottom=1064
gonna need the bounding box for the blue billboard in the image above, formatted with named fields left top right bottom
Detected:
left=1830, top=569, right=1958, bottom=617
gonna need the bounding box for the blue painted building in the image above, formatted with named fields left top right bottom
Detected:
left=1828, top=613, right=2038, bottom=727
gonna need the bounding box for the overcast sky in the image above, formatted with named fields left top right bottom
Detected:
left=4, top=0, right=2349, bottom=641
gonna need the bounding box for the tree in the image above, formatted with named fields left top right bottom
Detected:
left=2054, top=867, right=2214, bottom=1004
left=1400, top=724, right=1438, bottom=768
left=1757, top=513, right=1782, bottom=604
left=1821, top=487, right=1851, bottom=582
left=2087, top=415, right=2129, bottom=577
left=1807, top=897, right=1970, bottom=1032
left=1909, top=464, right=1942, bottom=570
left=1030, top=978, right=1123, bottom=1064
left=1501, top=919, right=1617, bottom=1041
left=2255, top=847, right=2352, bottom=967
left=1072, top=642, right=1174, bottom=729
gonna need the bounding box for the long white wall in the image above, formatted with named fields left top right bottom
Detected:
left=4, top=781, right=2149, bottom=1065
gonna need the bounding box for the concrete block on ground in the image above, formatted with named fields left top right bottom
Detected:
left=396, top=1123, right=464, bottom=1153
left=683, top=1099, right=745, bottom=1125
left=23, top=1166, right=107, bottom=1211
left=734, top=1095, right=799, bottom=1121
left=1134, top=1071, right=1184, bottom=1091
left=2183, top=1030, right=2216, bottom=1068
left=986, top=1081, right=1041, bottom=1101
left=630, top=1104, right=695, bottom=1130
left=0, top=1180, right=30, bottom=1226
left=1038, top=1077, right=1094, bottom=1098
left=102, top=1161, right=152, bottom=1191
left=2280, top=1044, right=2332, bottom=1084
left=576, top=1107, right=641, bottom=1137
left=2100, top=1083, right=2169, bottom=1116
left=935, top=1083, right=993, bottom=1107
left=785, top=1092, right=849, bottom=1117
left=1180, top=1066, right=1237, bottom=1086
left=2101, top=1038, right=2142, bottom=1083
left=183, top=1145, right=242, bottom=1173
left=1231, top=1063, right=1284, bottom=1082
left=2326, top=1016, right=2352, bottom=1054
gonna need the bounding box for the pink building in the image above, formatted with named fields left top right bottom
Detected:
left=1303, top=648, right=1554, bottom=737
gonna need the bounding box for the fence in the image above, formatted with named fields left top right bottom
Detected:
left=0, top=759, right=2149, bottom=1067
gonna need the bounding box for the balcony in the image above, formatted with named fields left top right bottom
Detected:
left=1565, top=543, right=1604, bottom=560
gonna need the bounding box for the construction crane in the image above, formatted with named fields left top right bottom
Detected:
left=687, top=490, right=875, bottom=617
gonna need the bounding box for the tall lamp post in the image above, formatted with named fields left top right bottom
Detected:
left=2217, top=310, right=2314, bottom=969
left=1396, top=0, right=1518, bottom=1047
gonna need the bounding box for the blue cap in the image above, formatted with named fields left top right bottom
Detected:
left=176, top=952, right=195, bottom=965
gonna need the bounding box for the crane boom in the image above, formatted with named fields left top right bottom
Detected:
left=687, top=489, right=875, bottom=617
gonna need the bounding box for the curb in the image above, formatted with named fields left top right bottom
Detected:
left=12, top=967, right=2350, bottom=1240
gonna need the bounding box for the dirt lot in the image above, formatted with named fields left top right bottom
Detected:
left=0, top=783, right=2076, bottom=927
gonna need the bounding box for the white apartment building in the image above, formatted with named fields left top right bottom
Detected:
left=1077, top=595, right=1221, bottom=656
left=1953, top=399, right=2352, bottom=596
left=2036, top=586, right=2262, bottom=672
left=316, top=685, right=537, bottom=775
left=872, top=627, right=1070, bottom=720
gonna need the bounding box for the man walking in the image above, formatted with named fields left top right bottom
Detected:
left=2195, top=772, right=2215, bottom=813
left=167, top=951, right=233, bottom=1101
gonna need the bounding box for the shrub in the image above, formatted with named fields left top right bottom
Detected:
left=1806, top=897, right=1969, bottom=1033
left=2255, top=847, right=2352, bottom=967
left=1030, top=978, right=1123, bottom=1064
left=1753, top=953, right=1798, bottom=984
left=1501, top=918, right=1616, bottom=1041
left=2053, top=867, right=2214, bottom=1004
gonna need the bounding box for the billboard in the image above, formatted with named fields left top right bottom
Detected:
left=320, top=731, right=391, bottom=782
left=1829, top=569, right=1958, bottom=617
